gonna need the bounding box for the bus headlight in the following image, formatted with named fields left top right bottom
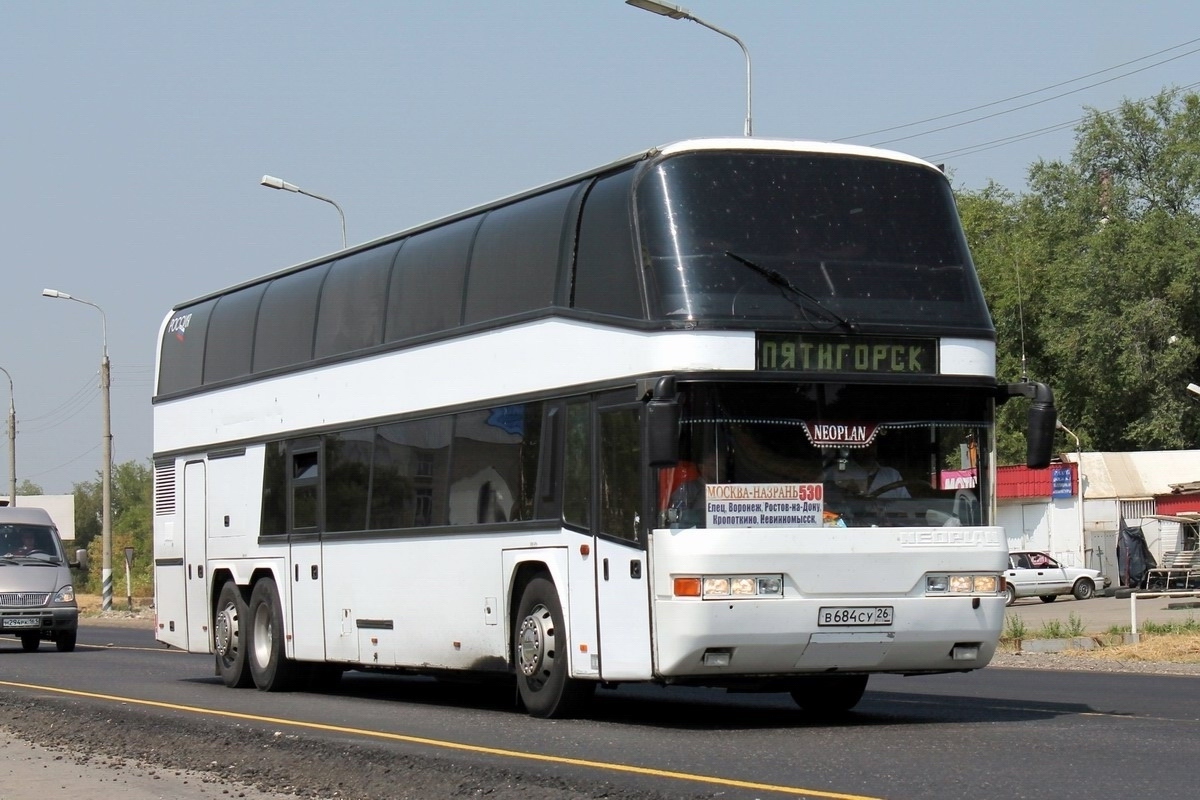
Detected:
left=926, top=574, right=1001, bottom=596
left=677, top=575, right=784, bottom=598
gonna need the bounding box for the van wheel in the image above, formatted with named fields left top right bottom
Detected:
left=247, top=579, right=302, bottom=692
left=215, top=581, right=252, bottom=687
left=514, top=576, right=593, bottom=718
left=20, top=633, right=40, bottom=652
left=55, top=630, right=77, bottom=652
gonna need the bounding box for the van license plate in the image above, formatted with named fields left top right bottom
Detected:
left=818, top=606, right=894, bottom=626
left=2, top=617, right=41, bottom=629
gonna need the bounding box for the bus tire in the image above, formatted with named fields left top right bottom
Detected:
left=20, top=633, right=40, bottom=652
left=514, top=576, right=593, bottom=718
left=790, top=674, right=868, bottom=716
left=54, top=630, right=77, bottom=652
left=214, top=581, right=252, bottom=688
left=247, top=579, right=302, bottom=692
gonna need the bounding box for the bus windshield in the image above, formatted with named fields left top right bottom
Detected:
left=658, top=382, right=992, bottom=530
left=636, top=151, right=992, bottom=332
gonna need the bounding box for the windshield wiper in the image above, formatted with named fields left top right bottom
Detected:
left=724, top=251, right=857, bottom=333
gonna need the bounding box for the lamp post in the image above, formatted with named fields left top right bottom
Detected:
left=0, top=367, right=14, bottom=507
left=260, top=175, right=347, bottom=249
left=1057, top=420, right=1085, bottom=564
left=625, top=0, right=753, bottom=137
left=42, top=288, right=112, bottom=612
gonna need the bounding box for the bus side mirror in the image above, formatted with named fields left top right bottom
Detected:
left=646, top=399, right=680, bottom=467
left=1002, top=381, right=1056, bottom=469
left=72, top=548, right=89, bottom=571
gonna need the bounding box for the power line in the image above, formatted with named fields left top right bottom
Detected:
left=842, top=35, right=1200, bottom=142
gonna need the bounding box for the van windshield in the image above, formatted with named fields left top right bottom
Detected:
left=0, top=524, right=61, bottom=561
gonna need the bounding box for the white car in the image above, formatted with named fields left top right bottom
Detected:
left=1004, top=551, right=1110, bottom=606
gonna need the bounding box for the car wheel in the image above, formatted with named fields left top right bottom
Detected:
left=1039, top=595, right=1058, bottom=603
left=20, top=633, right=40, bottom=652
left=54, top=630, right=77, bottom=652
left=1072, top=579, right=1095, bottom=601
left=1005, top=584, right=1017, bottom=606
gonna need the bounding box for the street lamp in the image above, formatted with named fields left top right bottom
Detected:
left=1057, top=420, right=1085, bottom=565
left=42, top=288, right=112, bottom=612
left=625, top=0, right=753, bottom=137
left=260, top=175, right=347, bottom=250
left=0, top=366, right=14, bottom=507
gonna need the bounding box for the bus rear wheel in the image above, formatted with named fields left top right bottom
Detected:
left=790, top=674, right=869, bottom=716
left=514, top=576, right=593, bottom=718
left=215, top=581, right=252, bottom=687
left=247, top=578, right=302, bottom=692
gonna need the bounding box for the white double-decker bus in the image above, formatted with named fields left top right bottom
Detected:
left=153, top=138, right=1055, bottom=717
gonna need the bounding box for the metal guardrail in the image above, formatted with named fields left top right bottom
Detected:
left=1128, top=590, right=1200, bottom=643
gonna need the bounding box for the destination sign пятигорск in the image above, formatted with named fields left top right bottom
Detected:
left=756, top=333, right=937, bottom=374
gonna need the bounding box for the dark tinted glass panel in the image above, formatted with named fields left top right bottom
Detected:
left=463, top=186, right=574, bottom=325
left=260, top=441, right=287, bottom=536
left=448, top=404, right=543, bottom=524
left=291, top=448, right=319, bottom=530
left=635, top=152, right=991, bottom=332
left=254, top=265, right=330, bottom=372
left=563, top=401, right=590, bottom=529
left=575, top=170, right=643, bottom=318
left=325, top=429, right=373, bottom=532
left=599, top=407, right=640, bottom=541
left=314, top=244, right=398, bottom=359
left=157, top=299, right=215, bottom=396
left=385, top=217, right=479, bottom=341
left=204, top=284, right=267, bottom=384
left=370, top=417, right=452, bottom=529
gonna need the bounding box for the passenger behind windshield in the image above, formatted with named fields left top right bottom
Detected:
left=1, top=527, right=53, bottom=557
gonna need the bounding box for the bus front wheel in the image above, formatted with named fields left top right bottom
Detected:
left=514, top=576, right=593, bottom=718
left=214, top=581, right=252, bottom=687
left=790, top=674, right=868, bottom=716
left=247, top=579, right=302, bottom=692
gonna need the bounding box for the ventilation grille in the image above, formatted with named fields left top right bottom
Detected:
left=154, top=460, right=177, bottom=516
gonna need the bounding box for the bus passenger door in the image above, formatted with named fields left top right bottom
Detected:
left=183, top=460, right=209, bottom=652
left=594, top=403, right=653, bottom=681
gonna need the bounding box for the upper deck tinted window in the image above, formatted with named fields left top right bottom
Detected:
left=574, top=169, right=642, bottom=318
left=203, top=284, right=267, bottom=384
left=253, top=265, right=330, bottom=373
left=157, top=299, right=215, bottom=396
left=463, top=185, right=575, bottom=325
left=314, top=244, right=398, bottom=359
left=635, top=152, right=992, bottom=333
left=385, top=217, right=479, bottom=341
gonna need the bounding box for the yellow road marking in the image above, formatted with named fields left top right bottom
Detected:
left=0, top=679, right=881, bottom=800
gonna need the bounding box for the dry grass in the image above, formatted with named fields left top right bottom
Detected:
left=1054, top=633, right=1200, bottom=663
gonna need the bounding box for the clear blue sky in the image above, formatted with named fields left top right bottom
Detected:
left=2, top=1, right=1196, bottom=493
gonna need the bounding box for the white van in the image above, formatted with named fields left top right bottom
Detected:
left=0, top=506, right=80, bottom=652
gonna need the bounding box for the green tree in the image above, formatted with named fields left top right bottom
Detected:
left=16, top=479, right=43, bottom=495
left=960, top=88, right=1200, bottom=459
left=73, top=459, right=154, bottom=595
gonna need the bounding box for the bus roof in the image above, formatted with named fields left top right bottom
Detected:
left=169, top=138, right=942, bottom=312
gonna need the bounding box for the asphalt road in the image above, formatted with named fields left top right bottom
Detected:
left=3, top=614, right=1200, bottom=800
